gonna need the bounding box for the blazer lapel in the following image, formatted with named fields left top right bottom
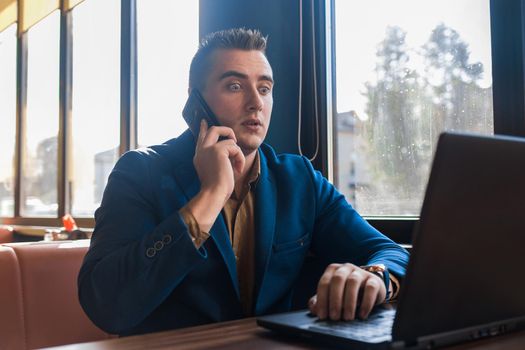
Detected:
left=210, top=215, right=240, bottom=299
left=170, top=131, right=239, bottom=299
left=253, top=150, right=277, bottom=314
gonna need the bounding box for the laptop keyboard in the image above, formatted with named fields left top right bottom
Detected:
left=307, top=308, right=395, bottom=342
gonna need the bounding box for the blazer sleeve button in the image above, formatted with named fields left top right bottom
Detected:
left=146, top=247, right=156, bottom=258
left=162, top=234, right=172, bottom=245
left=154, top=240, right=164, bottom=251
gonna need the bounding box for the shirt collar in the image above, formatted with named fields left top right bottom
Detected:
left=248, top=150, right=261, bottom=186
left=230, top=150, right=261, bottom=201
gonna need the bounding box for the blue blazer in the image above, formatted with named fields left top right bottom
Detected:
left=78, top=129, right=409, bottom=336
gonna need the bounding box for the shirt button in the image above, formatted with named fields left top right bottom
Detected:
left=154, top=241, right=164, bottom=251
left=162, top=234, right=172, bottom=245
left=146, top=247, right=156, bottom=258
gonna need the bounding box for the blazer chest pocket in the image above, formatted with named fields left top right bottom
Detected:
left=272, top=232, right=311, bottom=254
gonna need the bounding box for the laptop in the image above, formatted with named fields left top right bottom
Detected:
left=257, top=132, right=525, bottom=349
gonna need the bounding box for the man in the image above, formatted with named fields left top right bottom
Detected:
left=78, top=28, right=409, bottom=336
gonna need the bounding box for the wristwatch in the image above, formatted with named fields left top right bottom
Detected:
left=360, top=264, right=391, bottom=301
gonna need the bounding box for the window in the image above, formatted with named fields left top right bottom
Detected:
left=334, top=0, right=493, bottom=216
left=136, top=0, right=199, bottom=147
left=22, top=11, right=60, bottom=217
left=70, top=0, right=120, bottom=216
left=0, top=0, right=201, bottom=226
left=0, top=24, right=17, bottom=217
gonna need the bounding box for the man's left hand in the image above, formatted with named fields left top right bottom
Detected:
left=308, top=263, right=387, bottom=321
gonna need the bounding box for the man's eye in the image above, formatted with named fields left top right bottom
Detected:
left=259, top=86, right=271, bottom=95
left=229, top=83, right=241, bottom=91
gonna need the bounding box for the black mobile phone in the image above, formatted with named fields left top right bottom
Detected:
left=182, top=89, right=221, bottom=136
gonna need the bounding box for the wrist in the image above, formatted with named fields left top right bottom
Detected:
left=179, top=206, right=210, bottom=248
left=199, top=184, right=232, bottom=206
left=185, top=189, right=225, bottom=232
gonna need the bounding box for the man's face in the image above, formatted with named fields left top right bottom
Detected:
left=201, top=49, right=274, bottom=155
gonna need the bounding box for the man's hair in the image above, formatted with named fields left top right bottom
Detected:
left=189, top=28, right=268, bottom=90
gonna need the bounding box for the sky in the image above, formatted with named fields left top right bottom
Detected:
left=335, top=0, right=492, bottom=118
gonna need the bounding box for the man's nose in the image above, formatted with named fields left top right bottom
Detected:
left=246, top=87, right=263, bottom=112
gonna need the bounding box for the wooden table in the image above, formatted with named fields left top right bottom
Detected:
left=45, top=317, right=525, bottom=349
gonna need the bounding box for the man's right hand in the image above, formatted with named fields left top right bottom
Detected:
left=194, top=119, right=245, bottom=202
left=183, top=120, right=245, bottom=233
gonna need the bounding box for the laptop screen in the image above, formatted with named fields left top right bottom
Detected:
left=393, top=132, right=525, bottom=342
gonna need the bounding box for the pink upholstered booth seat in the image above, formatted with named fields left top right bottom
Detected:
left=0, top=240, right=112, bottom=349
left=0, top=245, right=25, bottom=350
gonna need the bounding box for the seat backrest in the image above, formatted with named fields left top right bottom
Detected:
left=0, top=245, right=26, bottom=350
left=1, top=240, right=111, bottom=349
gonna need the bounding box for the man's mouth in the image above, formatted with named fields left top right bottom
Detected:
left=242, top=119, right=262, bottom=126
left=241, top=119, right=263, bottom=131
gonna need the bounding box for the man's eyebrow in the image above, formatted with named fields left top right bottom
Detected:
left=218, top=71, right=274, bottom=84
left=218, top=71, right=248, bottom=81
left=260, top=75, right=274, bottom=84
